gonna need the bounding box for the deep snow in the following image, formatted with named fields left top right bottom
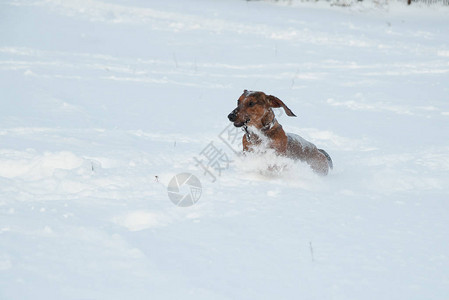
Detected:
left=1, top=0, right=449, bottom=299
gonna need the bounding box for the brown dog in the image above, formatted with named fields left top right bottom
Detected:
left=228, top=90, right=333, bottom=175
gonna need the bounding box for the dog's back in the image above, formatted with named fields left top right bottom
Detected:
left=286, top=133, right=331, bottom=175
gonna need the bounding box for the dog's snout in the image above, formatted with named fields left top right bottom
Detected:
left=228, top=109, right=237, bottom=122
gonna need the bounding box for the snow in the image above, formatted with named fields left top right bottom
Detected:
left=1, top=0, right=449, bottom=299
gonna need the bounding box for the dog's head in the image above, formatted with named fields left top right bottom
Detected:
left=227, top=90, right=296, bottom=129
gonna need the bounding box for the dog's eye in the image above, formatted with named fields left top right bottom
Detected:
left=248, top=101, right=255, bottom=107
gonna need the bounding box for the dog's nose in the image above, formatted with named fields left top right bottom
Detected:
left=228, top=112, right=236, bottom=122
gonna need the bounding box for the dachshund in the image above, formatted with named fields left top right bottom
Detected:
left=228, top=90, right=333, bottom=175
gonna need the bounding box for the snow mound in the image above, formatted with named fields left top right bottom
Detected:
left=0, top=150, right=98, bottom=180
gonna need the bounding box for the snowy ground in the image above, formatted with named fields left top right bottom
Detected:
left=1, top=0, right=449, bottom=299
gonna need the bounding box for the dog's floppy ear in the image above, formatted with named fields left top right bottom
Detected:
left=266, top=95, right=296, bottom=117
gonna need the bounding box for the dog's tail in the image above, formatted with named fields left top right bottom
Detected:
left=318, top=149, right=333, bottom=170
